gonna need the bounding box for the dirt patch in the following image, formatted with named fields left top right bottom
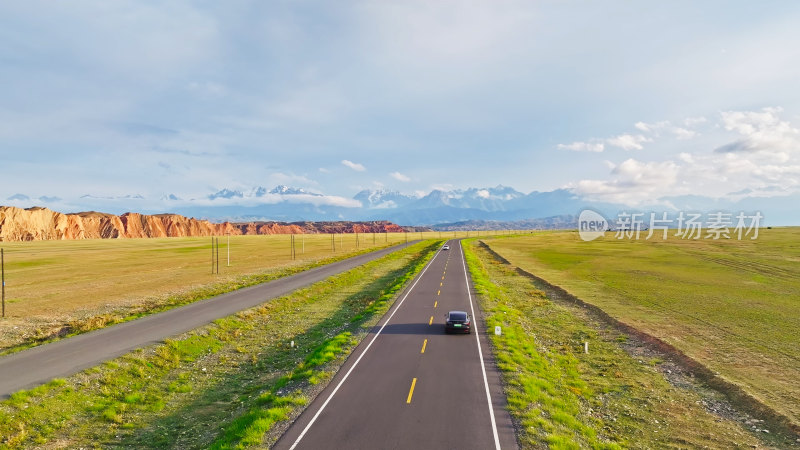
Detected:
left=478, top=240, right=800, bottom=445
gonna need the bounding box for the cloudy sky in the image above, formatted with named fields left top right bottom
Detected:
left=2, top=1, right=799, bottom=212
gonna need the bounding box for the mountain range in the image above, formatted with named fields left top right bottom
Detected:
left=5, top=184, right=798, bottom=227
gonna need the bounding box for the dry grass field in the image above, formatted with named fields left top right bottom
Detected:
left=0, top=231, right=497, bottom=352
left=484, top=228, right=800, bottom=431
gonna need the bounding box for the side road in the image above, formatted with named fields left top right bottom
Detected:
left=0, top=242, right=416, bottom=399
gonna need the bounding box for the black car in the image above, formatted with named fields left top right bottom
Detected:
left=444, top=310, right=471, bottom=334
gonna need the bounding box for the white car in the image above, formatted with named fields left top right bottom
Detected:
left=442, top=244, right=450, bottom=250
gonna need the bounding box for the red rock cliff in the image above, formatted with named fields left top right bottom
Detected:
left=0, top=206, right=410, bottom=242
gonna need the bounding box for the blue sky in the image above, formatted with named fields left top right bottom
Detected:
left=2, top=1, right=799, bottom=212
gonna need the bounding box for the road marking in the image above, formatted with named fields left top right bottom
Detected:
left=406, top=378, right=417, bottom=404
left=459, top=241, right=501, bottom=450
left=437, top=290, right=440, bottom=295
left=442, top=275, right=445, bottom=280
left=288, top=249, right=441, bottom=450
left=434, top=300, right=437, bottom=308
left=428, top=316, right=433, bottom=325
left=440, top=282, right=443, bottom=287
left=421, top=339, right=427, bottom=353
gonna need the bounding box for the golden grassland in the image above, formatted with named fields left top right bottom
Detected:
left=483, top=228, right=800, bottom=430
left=0, top=231, right=503, bottom=351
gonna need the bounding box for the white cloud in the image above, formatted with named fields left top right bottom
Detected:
left=684, top=116, right=708, bottom=127
left=371, top=200, right=397, bottom=209
left=559, top=116, right=706, bottom=155
left=573, top=158, right=680, bottom=205
left=672, top=127, right=697, bottom=140
left=390, top=171, right=411, bottom=182
left=430, top=183, right=454, bottom=192
left=318, top=168, right=330, bottom=173
left=476, top=189, right=490, bottom=199
left=716, top=107, right=800, bottom=157
left=271, top=172, right=318, bottom=187
left=572, top=108, right=800, bottom=206
left=557, top=141, right=605, bottom=152
left=606, top=134, right=652, bottom=151
left=634, top=118, right=703, bottom=140
left=634, top=121, right=669, bottom=133
left=341, top=159, right=366, bottom=171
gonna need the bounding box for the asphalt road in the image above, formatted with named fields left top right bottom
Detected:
left=275, top=240, right=518, bottom=450
left=0, top=243, right=413, bottom=399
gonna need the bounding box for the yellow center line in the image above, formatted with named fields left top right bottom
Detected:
left=440, top=282, right=443, bottom=287
left=437, top=290, right=440, bottom=296
left=428, top=316, right=433, bottom=325
left=407, top=378, right=417, bottom=404
left=421, top=339, right=427, bottom=353
left=434, top=300, right=437, bottom=308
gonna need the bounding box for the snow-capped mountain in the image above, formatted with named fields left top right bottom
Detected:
left=208, top=185, right=322, bottom=201
left=401, top=185, right=525, bottom=211
left=268, top=185, right=321, bottom=196
left=207, top=188, right=244, bottom=200
left=354, top=189, right=419, bottom=209
left=6, top=184, right=794, bottom=226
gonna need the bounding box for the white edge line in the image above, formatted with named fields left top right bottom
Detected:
left=288, top=244, right=441, bottom=450
left=460, top=240, right=502, bottom=450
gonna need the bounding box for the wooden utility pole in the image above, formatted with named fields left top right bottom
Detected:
left=216, top=237, right=220, bottom=274
left=211, top=237, right=215, bottom=274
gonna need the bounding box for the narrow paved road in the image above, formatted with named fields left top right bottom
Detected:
left=275, top=240, right=518, bottom=450
left=0, top=243, right=413, bottom=399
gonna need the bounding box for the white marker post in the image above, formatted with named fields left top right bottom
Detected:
left=584, top=341, right=589, bottom=354
left=494, top=326, right=501, bottom=336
